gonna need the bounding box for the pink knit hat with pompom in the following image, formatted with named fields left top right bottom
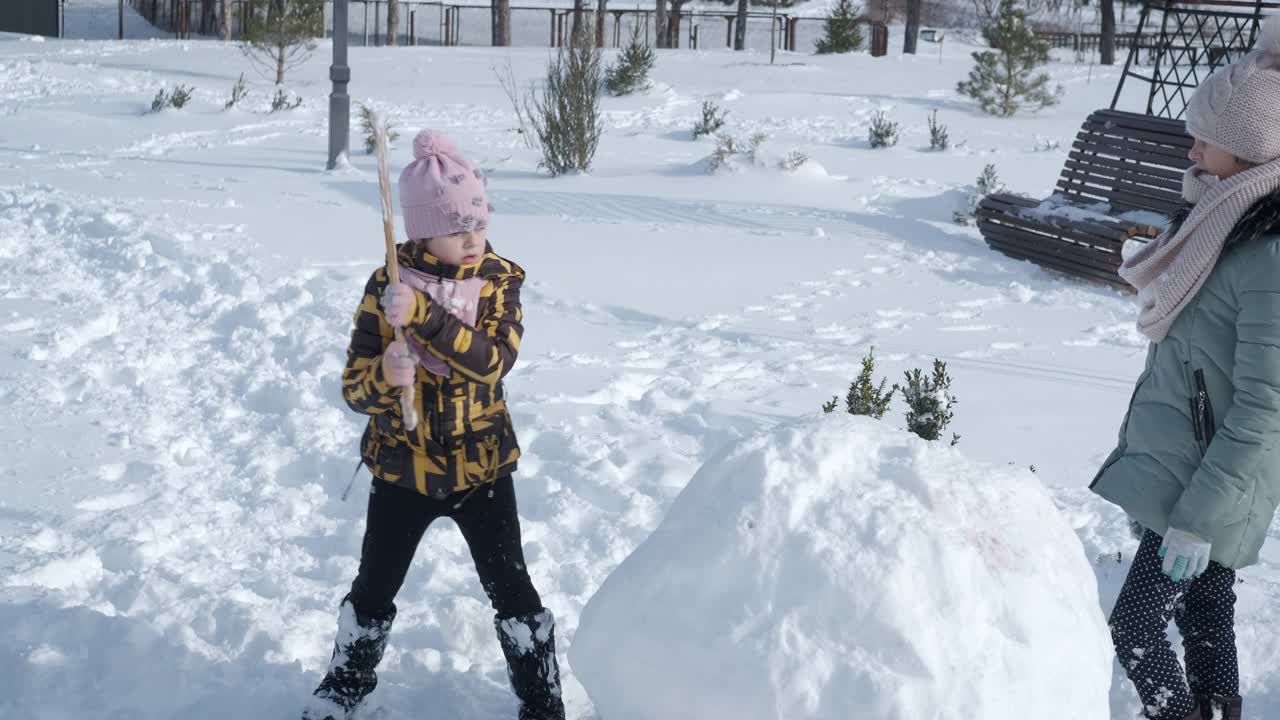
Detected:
left=398, top=129, right=490, bottom=240
left=1185, top=14, right=1280, bottom=164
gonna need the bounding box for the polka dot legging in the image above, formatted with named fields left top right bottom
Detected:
left=1109, top=530, right=1239, bottom=719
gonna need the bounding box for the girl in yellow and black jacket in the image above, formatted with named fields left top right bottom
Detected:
left=302, top=130, right=564, bottom=720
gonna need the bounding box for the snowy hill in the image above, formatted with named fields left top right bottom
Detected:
left=1, top=26, right=1278, bottom=719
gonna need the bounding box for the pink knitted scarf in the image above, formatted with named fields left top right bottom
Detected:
left=1119, top=159, right=1280, bottom=342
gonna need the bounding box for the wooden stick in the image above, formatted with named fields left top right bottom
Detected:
left=373, top=112, right=419, bottom=432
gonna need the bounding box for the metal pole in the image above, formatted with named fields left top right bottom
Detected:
left=328, top=0, right=351, bottom=170
left=120, top=0, right=126, bottom=39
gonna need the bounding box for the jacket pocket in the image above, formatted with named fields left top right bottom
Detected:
left=1090, top=368, right=1153, bottom=488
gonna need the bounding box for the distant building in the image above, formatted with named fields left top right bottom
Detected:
left=0, top=0, right=60, bottom=37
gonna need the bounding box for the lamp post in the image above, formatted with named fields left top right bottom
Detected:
left=327, top=0, right=351, bottom=170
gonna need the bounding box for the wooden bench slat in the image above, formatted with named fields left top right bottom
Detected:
left=1055, top=169, right=1185, bottom=206
left=1055, top=177, right=1185, bottom=216
left=1072, top=135, right=1193, bottom=164
left=1090, top=109, right=1191, bottom=134
left=979, top=197, right=1132, bottom=247
left=1064, top=152, right=1187, bottom=185
left=1076, top=124, right=1196, bottom=153
left=981, top=192, right=1151, bottom=241
left=979, top=222, right=1130, bottom=280
left=979, top=223, right=1132, bottom=285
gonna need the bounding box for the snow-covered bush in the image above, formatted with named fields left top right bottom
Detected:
left=708, top=132, right=766, bottom=172
left=829, top=345, right=897, bottom=418
left=868, top=110, right=899, bottom=148
left=270, top=88, right=302, bottom=112
left=902, top=358, right=957, bottom=444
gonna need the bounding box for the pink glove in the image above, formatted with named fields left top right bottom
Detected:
left=380, top=282, right=421, bottom=327
left=381, top=340, right=416, bottom=387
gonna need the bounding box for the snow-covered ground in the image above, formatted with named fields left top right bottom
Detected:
left=1, top=22, right=1278, bottom=720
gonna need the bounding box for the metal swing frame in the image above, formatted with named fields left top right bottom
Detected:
left=1111, top=0, right=1277, bottom=120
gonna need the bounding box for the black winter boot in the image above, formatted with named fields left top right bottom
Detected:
left=1197, top=695, right=1243, bottom=720
left=495, top=608, right=566, bottom=720
left=301, top=595, right=396, bottom=720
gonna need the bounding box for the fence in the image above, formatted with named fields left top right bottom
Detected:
left=112, top=0, right=828, bottom=52
left=64, top=0, right=1135, bottom=61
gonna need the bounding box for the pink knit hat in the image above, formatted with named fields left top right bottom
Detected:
left=1185, top=15, right=1280, bottom=164
left=398, top=130, right=490, bottom=241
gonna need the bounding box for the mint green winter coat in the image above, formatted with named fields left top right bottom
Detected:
left=1091, top=194, right=1280, bottom=569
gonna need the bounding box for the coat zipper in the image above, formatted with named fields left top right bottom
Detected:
left=1192, top=368, right=1216, bottom=456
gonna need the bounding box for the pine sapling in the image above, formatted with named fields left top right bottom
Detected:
left=225, top=73, right=249, bottom=109
left=151, top=89, right=169, bottom=113
left=868, top=110, right=899, bottom=148
left=928, top=109, right=949, bottom=150
left=956, top=0, right=1061, bottom=116
left=954, top=163, right=1005, bottom=225
left=822, top=396, right=839, bottom=413
left=604, top=21, right=656, bottom=96
left=846, top=346, right=898, bottom=419
left=693, top=100, right=728, bottom=139
left=901, top=358, right=956, bottom=442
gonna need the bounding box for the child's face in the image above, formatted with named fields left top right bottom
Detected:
left=423, top=229, right=486, bottom=266
left=1189, top=139, right=1253, bottom=179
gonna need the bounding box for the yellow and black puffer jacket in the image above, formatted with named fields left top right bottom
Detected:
left=341, top=241, right=524, bottom=499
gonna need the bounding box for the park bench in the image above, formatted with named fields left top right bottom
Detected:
left=976, top=109, right=1194, bottom=290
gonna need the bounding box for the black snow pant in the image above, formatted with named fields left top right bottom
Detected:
left=348, top=475, right=543, bottom=622
left=1109, top=530, right=1239, bottom=719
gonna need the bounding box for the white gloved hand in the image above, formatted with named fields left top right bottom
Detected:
left=1158, top=527, right=1212, bottom=582
left=381, top=340, right=416, bottom=388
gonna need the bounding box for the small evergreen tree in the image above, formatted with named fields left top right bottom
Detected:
left=693, top=100, right=728, bottom=139
left=846, top=346, right=898, bottom=419
left=241, top=0, right=324, bottom=85
left=902, top=359, right=956, bottom=442
left=150, top=89, right=169, bottom=113
left=605, top=21, right=656, bottom=96
left=815, top=0, right=864, bottom=54
left=927, top=109, right=949, bottom=150
left=868, top=110, right=899, bottom=148
left=956, top=0, right=1060, bottom=117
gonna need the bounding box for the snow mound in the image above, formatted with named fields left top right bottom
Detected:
left=569, top=414, right=1112, bottom=720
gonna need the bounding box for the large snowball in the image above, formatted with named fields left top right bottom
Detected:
left=569, top=414, right=1112, bottom=720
